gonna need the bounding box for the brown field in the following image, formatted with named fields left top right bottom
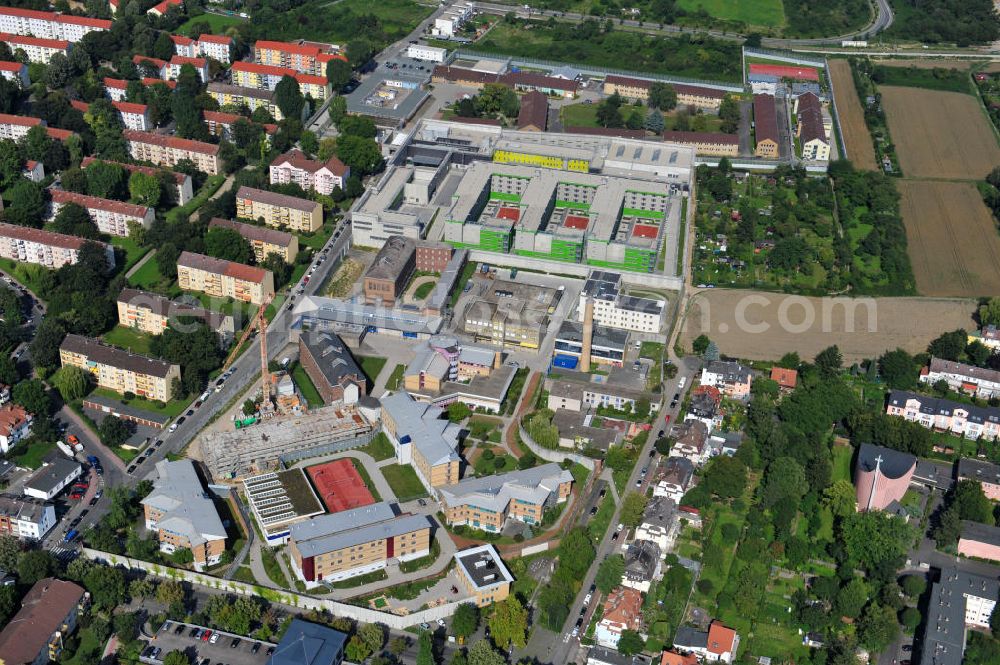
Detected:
left=897, top=180, right=1000, bottom=296
left=875, top=59, right=973, bottom=70
left=880, top=86, right=1000, bottom=179
left=679, top=289, right=975, bottom=363
left=829, top=59, right=878, bottom=171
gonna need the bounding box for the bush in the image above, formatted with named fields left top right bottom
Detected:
left=697, top=579, right=714, bottom=595
left=482, top=449, right=495, bottom=461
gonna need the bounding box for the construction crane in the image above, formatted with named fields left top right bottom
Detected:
left=220, top=299, right=274, bottom=411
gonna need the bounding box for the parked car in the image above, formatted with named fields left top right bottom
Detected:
left=209, top=632, right=219, bottom=644
left=230, top=638, right=241, bottom=648
left=589, top=506, right=598, bottom=516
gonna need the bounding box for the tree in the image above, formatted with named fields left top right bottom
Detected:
left=274, top=76, right=304, bottom=120
left=467, top=640, right=505, bottom=665
left=967, top=340, right=991, bottom=367
left=416, top=631, right=434, bottom=665
left=345, top=39, right=374, bottom=68
left=17, top=550, right=54, bottom=585
left=815, top=345, right=843, bottom=376
left=823, top=479, right=857, bottom=518
left=980, top=297, right=1000, bottom=327
left=761, top=456, right=806, bottom=508
left=901, top=574, right=926, bottom=598
left=878, top=348, right=920, bottom=389
left=703, top=455, right=746, bottom=499
left=129, top=171, right=162, bottom=207
left=448, top=401, right=472, bottom=422
left=618, top=629, right=645, bottom=656
left=98, top=415, right=131, bottom=447
left=326, top=58, right=352, bottom=91
left=476, top=83, right=519, bottom=119
left=647, top=82, right=677, bottom=110
left=205, top=227, right=253, bottom=264
left=452, top=602, right=480, bottom=640
left=933, top=503, right=963, bottom=548
left=335, top=135, right=383, bottom=175
left=595, top=553, right=625, bottom=593
left=489, top=595, right=528, bottom=648
left=954, top=479, right=994, bottom=524
left=857, top=603, right=899, bottom=653
left=0, top=535, right=19, bottom=570
left=358, top=623, right=384, bottom=656
left=928, top=329, right=967, bottom=361
left=156, top=579, right=185, bottom=609
left=84, top=565, right=126, bottom=610
left=5, top=179, right=45, bottom=227
left=345, top=635, right=373, bottom=661
left=51, top=202, right=99, bottom=239
left=51, top=365, right=90, bottom=401
left=85, top=160, right=128, bottom=200
left=620, top=491, right=648, bottom=528
left=29, top=319, right=65, bottom=373
left=842, top=511, right=913, bottom=570
left=835, top=578, right=869, bottom=619
left=692, top=334, right=710, bottom=355
left=596, top=95, right=623, bottom=128
left=645, top=109, right=665, bottom=133
left=901, top=606, right=921, bottom=632
left=12, top=379, right=49, bottom=416
left=162, top=650, right=190, bottom=665
left=0, top=139, right=22, bottom=190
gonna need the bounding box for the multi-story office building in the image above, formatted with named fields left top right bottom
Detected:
left=80, top=156, right=193, bottom=205
left=0, top=578, right=89, bottom=665
left=253, top=39, right=344, bottom=76
left=0, top=7, right=110, bottom=41
left=59, top=333, right=181, bottom=401
left=439, top=463, right=573, bottom=532
left=288, top=502, right=431, bottom=586
left=208, top=217, right=298, bottom=263
left=269, top=149, right=349, bottom=195
left=577, top=270, right=664, bottom=333
left=235, top=185, right=323, bottom=232
left=124, top=129, right=220, bottom=175
left=177, top=251, right=275, bottom=305
left=0, top=32, right=69, bottom=63
left=455, top=545, right=514, bottom=607
left=49, top=190, right=154, bottom=237
left=142, top=460, right=227, bottom=571
left=207, top=82, right=285, bottom=121
left=0, top=223, right=114, bottom=270
left=380, top=391, right=461, bottom=493
left=231, top=61, right=330, bottom=99
left=0, top=495, right=55, bottom=540
left=117, top=288, right=235, bottom=342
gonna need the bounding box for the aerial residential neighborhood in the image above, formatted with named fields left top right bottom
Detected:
left=0, top=1, right=996, bottom=665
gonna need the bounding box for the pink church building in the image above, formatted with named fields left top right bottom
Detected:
left=854, top=443, right=916, bottom=512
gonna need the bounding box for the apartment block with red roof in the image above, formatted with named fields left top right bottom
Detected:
left=72, top=99, right=150, bottom=131
left=209, top=217, right=299, bottom=263
left=196, top=33, right=233, bottom=63
left=0, top=578, right=89, bottom=665
left=231, top=61, right=330, bottom=99
left=674, top=621, right=740, bottom=664
left=0, top=60, right=28, bottom=86
left=269, top=149, right=349, bottom=196
left=0, top=112, right=42, bottom=140
left=23, top=159, right=44, bottom=182
left=202, top=110, right=277, bottom=143
left=168, top=54, right=209, bottom=82
left=0, top=222, right=115, bottom=270
left=594, top=586, right=643, bottom=648
left=0, top=7, right=110, bottom=42
left=133, top=54, right=167, bottom=78
left=81, top=156, right=194, bottom=204
left=103, top=76, right=128, bottom=101
left=236, top=185, right=323, bottom=232
left=148, top=0, right=183, bottom=16
left=602, top=74, right=726, bottom=110
left=124, top=129, right=220, bottom=175
left=0, top=32, right=69, bottom=63
left=253, top=39, right=344, bottom=76
left=50, top=190, right=155, bottom=237
left=177, top=250, right=275, bottom=305
left=207, top=82, right=284, bottom=121
left=143, top=77, right=175, bottom=90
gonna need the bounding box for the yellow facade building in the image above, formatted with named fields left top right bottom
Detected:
left=176, top=250, right=275, bottom=305
left=235, top=186, right=323, bottom=233
left=59, top=333, right=180, bottom=402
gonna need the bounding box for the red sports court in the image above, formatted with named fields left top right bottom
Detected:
left=632, top=224, right=659, bottom=239
left=496, top=206, right=520, bottom=222
left=306, top=459, right=375, bottom=514
left=564, top=215, right=589, bottom=230
left=749, top=63, right=819, bottom=81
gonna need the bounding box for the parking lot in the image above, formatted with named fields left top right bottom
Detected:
left=141, top=621, right=276, bottom=665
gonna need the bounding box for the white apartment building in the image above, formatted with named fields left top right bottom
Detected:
left=50, top=190, right=154, bottom=237
left=0, top=33, right=69, bottom=63
left=0, top=7, right=110, bottom=42
left=124, top=129, right=220, bottom=175
left=920, top=357, right=1000, bottom=399
left=72, top=99, right=150, bottom=131
left=0, top=403, right=31, bottom=454
left=0, top=223, right=114, bottom=270
left=0, top=113, right=42, bottom=140
left=172, top=33, right=232, bottom=63
left=577, top=270, right=664, bottom=333
left=432, top=3, right=472, bottom=37
left=0, top=496, right=55, bottom=540
left=269, top=149, right=350, bottom=196
left=0, top=61, right=28, bottom=87
left=167, top=55, right=209, bottom=83
left=406, top=44, right=447, bottom=62
left=80, top=157, right=193, bottom=205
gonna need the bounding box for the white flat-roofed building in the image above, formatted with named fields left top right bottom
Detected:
left=578, top=270, right=663, bottom=333
left=406, top=44, right=447, bottom=62
left=432, top=3, right=471, bottom=37
left=454, top=544, right=514, bottom=607
left=23, top=458, right=81, bottom=501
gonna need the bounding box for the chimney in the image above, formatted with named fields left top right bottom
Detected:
left=580, top=297, right=594, bottom=373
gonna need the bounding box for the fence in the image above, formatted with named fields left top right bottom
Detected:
left=80, top=548, right=466, bottom=629
left=518, top=425, right=596, bottom=471
left=451, top=50, right=744, bottom=92
left=743, top=46, right=827, bottom=68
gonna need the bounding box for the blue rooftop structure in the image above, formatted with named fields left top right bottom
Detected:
left=268, top=619, right=347, bottom=665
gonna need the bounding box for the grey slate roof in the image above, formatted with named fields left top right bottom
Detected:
left=856, top=443, right=916, bottom=480
left=705, top=360, right=752, bottom=384
left=289, top=502, right=429, bottom=558
left=921, top=569, right=1000, bottom=665
left=23, top=458, right=80, bottom=496
left=439, top=463, right=572, bottom=513
left=141, top=459, right=226, bottom=548
left=957, top=457, right=1000, bottom=485
left=960, top=520, right=1000, bottom=547
left=380, top=391, right=461, bottom=466
left=268, top=618, right=347, bottom=665
left=299, top=331, right=366, bottom=391
left=556, top=319, right=629, bottom=351
left=888, top=390, right=1000, bottom=427
left=587, top=646, right=652, bottom=665
left=624, top=539, right=660, bottom=581
left=673, top=626, right=709, bottom=650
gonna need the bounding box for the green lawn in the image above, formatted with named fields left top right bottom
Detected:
left=350, top=458, right=383, bottom=502
left=381, top=464, right=428, bottom=501
left=259, top=545, right=289, bottom=588
left=291, top=362, right=324, bottom=407
left=11, top=439, right=56, bottom=469
left=103, top=325, right=153, bottom=355
left=110, top=235, right=151, bottom=272
left=127, top=254, right=170, bottom=291
left=832, top=444, right=853, bottom=483
left=296, top=221, right=335, bottom=251
left=89, top=387, right=190, bottom=417
left=0, top=259, right=49, bottom=295
left=451, top=261, right=478, bottom=307
left=165, top=174, right=227, bottom=224
left=357, top=355, right=387, bottom=385
left=561, top=103, right=600, bottom=128
left=178, top=11, right=246, bottom=34
left=676, top=0, right=785, bottom=27
left=357, top=432, right=396, bottom=461
left=473, top=450, right=517, bottom=476
left=413, top=281, right=435, bottom=299
left=385, top=363, right=406, bottom=391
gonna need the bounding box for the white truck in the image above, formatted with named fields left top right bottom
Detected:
left=56, top=441, right=75, bottom=459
